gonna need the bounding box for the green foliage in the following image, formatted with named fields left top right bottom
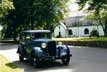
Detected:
left=0, top=0, right=14, bottom=17
left=13, top=0, right=70, bottom=30
left=1, top=0, right=71, bottom=40
left=77, top=0, right=107, bottom=11
left=0, top=0, right=14, bottom=39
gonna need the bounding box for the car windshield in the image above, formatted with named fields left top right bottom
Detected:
left=19, top=31, right=51, bottom=41
left=31, top=33, right=50, bottom=39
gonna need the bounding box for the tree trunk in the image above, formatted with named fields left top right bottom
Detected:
left=104, top=17, right=107, bottom=37
left=31, top=17, right=35, bottom=30
left=45, top=20, right=54, bottom=32
left=97, top=15, right=106, bottom=37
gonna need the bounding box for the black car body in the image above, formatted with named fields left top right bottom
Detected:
left=17, top=30, right=72, bottom=67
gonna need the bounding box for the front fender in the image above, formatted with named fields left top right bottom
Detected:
left=57, top=45, right=70, bottom=57
left=33, top=47, right=44, bottom=57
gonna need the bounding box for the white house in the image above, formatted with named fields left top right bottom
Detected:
left=54, top=16, right=104, bottom=38
left=54, top=22, right=67, bottom=37
left=54, top=0, right=104, bottom=38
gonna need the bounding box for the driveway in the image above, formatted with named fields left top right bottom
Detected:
left=0, top=43, right=107, bottom=72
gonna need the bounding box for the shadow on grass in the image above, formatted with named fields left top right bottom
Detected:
left=6, top=62, right=20, bottom=69
left=6, top=60, right=69, bottom=71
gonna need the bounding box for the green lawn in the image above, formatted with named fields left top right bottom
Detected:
left=79, top=37, right=107, bottom=41
left=53, top=37, right=107, bottom=42
left=0, top=55, right=23, bottom=72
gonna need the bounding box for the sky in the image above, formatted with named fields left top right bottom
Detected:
left=68, top=0, right=88, bottom=17
left=69, top=0, right=78, bottom=11
left=0, top=25, right=3, bottom=31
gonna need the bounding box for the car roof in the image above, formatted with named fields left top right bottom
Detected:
left=20, top=30, right=50, bottom=34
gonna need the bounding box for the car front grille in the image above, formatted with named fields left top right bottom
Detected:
left=47, top=41, right=56, bottom=56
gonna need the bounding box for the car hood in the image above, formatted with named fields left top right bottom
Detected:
left=28, top=38, right=55, bottom=48
left=32, top=38, right=53, bottom=43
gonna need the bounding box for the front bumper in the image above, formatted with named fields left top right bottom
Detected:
left=38, top=56, right=55, bottom=61
left=38, top=53, right=72, bottom=61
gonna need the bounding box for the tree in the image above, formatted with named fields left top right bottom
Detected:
left=0, top=0, right=14, bottom=39
left=1, top=0, right=71, bottom=40
left=0, top=0, right=2, bottom=3
left=13, top=0, right=71, bottom=31
left=77, top=0, right=107, bottom=36
left=0, top=0, right=14, bottom=23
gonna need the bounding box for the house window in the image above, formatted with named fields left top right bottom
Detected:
left=68, top=29, right=73, bottom=35
left=84, top=28, right=89, bottom=34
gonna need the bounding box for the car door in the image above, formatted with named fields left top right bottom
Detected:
left=24, top=41, right=33, bottom=55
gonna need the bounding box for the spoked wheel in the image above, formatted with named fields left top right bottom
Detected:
left=61, top=55, right=70, bottom=65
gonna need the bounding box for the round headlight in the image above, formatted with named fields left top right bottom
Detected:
left=58, top=42, right=62, bottom=47
left=41, top=43, right=47, bottom=48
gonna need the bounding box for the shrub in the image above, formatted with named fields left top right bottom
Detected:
left=90, top=30, right=99, bottom=37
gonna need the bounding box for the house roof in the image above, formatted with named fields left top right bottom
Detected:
left=62, top=16, right=98, bottom=27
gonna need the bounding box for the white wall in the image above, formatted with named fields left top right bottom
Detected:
left=68, top=25, right=104, bottom=37
left=54, top=24, right=67, bottom=37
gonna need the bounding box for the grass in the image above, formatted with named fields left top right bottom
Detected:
left=79, top=37, right=107, bottom=41
left=0, top=55, right=23, bottom=72
left=52, top=37, right=107, bottom=42
left=0, top=37, right=107, bottom=43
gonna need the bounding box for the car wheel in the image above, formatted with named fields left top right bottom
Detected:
left=32, top=57, right=40, bottom=68
left=19, top=54, right=24, bottom=61
left=61, top=55, right=70, bottom=65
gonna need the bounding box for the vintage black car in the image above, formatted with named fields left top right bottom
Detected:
left=17, top=30, right=72, bottom=67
